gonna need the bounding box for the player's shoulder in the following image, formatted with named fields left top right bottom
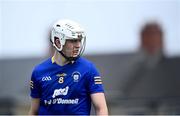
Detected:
left=78, top=57, right=93, bottom=64
left=77, top=57, right=95, bottom=68
left=33, top=57, right=52, bottom=73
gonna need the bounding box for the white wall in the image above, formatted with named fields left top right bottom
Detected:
left=0, top=0, right=179, bottom=59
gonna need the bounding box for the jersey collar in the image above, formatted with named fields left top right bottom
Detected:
left=51, top=55, right=55, bottom=64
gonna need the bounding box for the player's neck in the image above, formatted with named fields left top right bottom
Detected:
left=53, top=51, right=70, bottom=66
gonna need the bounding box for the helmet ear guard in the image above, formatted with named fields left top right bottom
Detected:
left=50, top=19, right=86, bottom=61
left=51, top=28, right=66, bottom=51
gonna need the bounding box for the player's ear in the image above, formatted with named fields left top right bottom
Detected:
left=54, top=37, right=61, bottom=49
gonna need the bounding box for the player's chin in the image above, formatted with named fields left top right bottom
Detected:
left=72, top=55, right=78, bottom=58
left=72, top=53, right=79, bottom=58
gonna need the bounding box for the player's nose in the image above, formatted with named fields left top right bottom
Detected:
left=73, top=41, right=81, bottom=48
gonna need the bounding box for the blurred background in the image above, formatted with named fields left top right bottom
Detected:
left=0, top=0, right=180, bottom=115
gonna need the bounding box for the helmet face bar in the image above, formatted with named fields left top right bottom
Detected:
left=51, top=19, right=86, bottom=61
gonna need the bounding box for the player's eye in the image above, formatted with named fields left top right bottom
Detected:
left=69, top=39, right=81, bottom=43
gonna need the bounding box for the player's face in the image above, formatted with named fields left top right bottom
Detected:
left=142, top=28, right=162, bottom=54
left=62, top=39, right=81, bottom=57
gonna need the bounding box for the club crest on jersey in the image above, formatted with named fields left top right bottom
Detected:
left=72, top=71, right=81, bottom=82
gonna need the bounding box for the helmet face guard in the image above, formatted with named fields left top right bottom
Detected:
left=51, top=19, right=86, bottom=61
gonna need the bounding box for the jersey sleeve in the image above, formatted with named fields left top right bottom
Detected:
left=30, top=69, right=41, bottom=98
left=87, top=63, right=104, bottom=94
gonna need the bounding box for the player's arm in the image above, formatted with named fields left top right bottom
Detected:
left=28, top=98, right=40, bottom=115
left=91, top=92, right=108, bottom=115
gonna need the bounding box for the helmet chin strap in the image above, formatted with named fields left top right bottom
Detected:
left=58, top=51, right=79, bottom=63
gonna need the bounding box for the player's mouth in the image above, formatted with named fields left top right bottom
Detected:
left=73, top=50, right=79, bottom=55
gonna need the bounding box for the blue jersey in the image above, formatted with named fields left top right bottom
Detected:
left=30, top=56, right=104, bottom=115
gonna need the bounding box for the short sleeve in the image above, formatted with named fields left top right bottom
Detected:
left=87, top=63, right=104, bottom=94
left=30, top=69, right=41, bottom=98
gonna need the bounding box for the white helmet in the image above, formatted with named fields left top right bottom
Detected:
left=51, top=19, right=86, bottom=60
